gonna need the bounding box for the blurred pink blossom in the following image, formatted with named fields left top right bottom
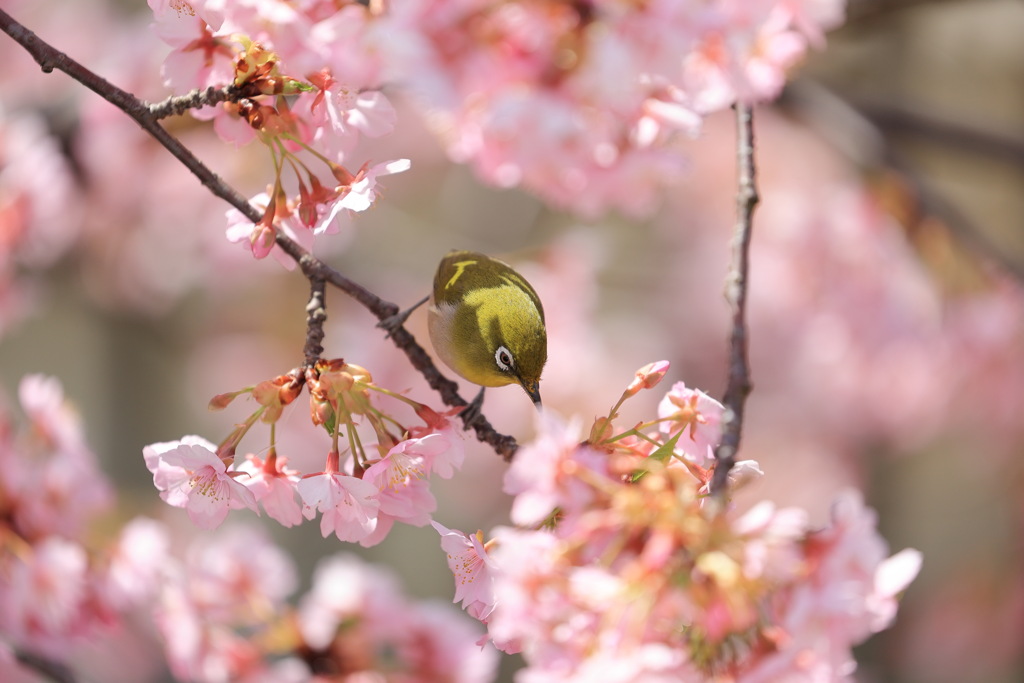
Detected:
left=503, top=412, right=609, bottom=526
left=104, top=517, right=171, bottom=609
left=0, top=375, right=112, bottom=541
left=382, top=0, right=846, bottom=216
left=0, top=538, right=92, bottom=658
left=0, top=108, right=81, bottom=336
left=297, top=553, right=497, bottom=681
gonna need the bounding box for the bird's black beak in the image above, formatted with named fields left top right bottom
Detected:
left=522, top=380, right=542, bottom=409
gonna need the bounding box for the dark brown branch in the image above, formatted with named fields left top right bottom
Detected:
left=148, top=83, right=262, bottom=120
left=0, top=8, right=518, bottom=460
left=711, top=103, right=758, bottom=499
left=779, top=83, right=1024, bottom=282
left=14, top=648, right=77, bottom=683
left=847, top=0, right=977, bottom=24
left=856, top=101, right=1024, bottom=169
left=304, top=277, right=327, bottom=368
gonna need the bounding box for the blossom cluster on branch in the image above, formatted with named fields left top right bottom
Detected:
left=148, top=0, right=846, bottom=234
left=137, top=354, right=920, bottom=680
left=144, top=359, right=467, bottom=546
left=433, top=365, right=921, bottom=680
left=0, top=376, right=495, bottom=682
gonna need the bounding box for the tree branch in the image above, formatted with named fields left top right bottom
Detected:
left=148, top=83, right=262, bottom=120
left=14, top=647, right=77, bottom=683
left=0, top=8, right=518, bottom=460
left=304, top=276, right=327, bottom=368
left=780, top=82, right=1024, bottom=282
left=711, top=103, right=758, bottom=499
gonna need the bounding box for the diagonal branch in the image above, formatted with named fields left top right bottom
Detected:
left=148, top=83, right=262, bottom=120
left=0, top=8, right=518, bottom=460
left=14, top=647, right=77, bottom=683
left=711, top=103, right=758, bottom=500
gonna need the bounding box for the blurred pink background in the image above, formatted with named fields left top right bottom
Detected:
left=2, top=1, right=1024, bottom=681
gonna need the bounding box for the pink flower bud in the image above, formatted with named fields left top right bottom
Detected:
left=625, top=360, right=670, bottom=396
left=208, top=391, right=240, bottom=411
left=250, top=223, right=276, bottom=259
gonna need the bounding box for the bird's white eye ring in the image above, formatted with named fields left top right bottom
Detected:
left=495, top=346, right=514, bottom=372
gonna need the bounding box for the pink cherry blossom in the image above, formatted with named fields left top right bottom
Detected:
left=363, top=443, right=436, bottom=517
left=503, top=412, right=610, bottom=526
left=432, top=521, right=497, bottom=622
left=293, top=79, right=397, bottom=163
left=327, top=158, right=412, bottom=216
left=397, top=601, right=501, bottom=683
left=560, top=643, right=702, bottom=682
left=224, top=192, right=314, bottom=268
left=486, top=526, right=562, bottom=656
left=736, top=492, right=923, bottom=681
left=657, top=381, right=724, bottom=465
left=296, top=470, right=379, bottom=543
left=358, top=446, right=436, bottom=548
left=235, top=452, right=303, bottom=528
left=143, top=435, right=258, bottom=529
left=696, top=455, right=764, bottom=499
left=408, top=407, right=466, bottom=479
left=155, top=580, right=263, bottom=682
left=0, top=109, right=81, bottom=276
left=624, top=360, right=671, bottom=397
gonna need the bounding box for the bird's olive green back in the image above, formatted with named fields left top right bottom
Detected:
left=431, top=251, right=547, bottom=393
left=433, top=251, right=545, bottom=319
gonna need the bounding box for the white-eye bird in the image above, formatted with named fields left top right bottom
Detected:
left=428, top=250, right=547, bottom=408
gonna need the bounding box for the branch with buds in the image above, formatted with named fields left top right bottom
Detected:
left=0, top=8, right=518, bottom=461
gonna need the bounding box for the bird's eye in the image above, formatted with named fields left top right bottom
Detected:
left=495, top=346, right=514, bottom=372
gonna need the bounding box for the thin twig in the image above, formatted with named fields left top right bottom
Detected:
left=0, top=8, right=519, bottom=460
left=711, top=103, right=758, bottom=499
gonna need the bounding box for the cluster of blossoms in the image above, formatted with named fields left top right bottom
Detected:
left=140, top=522, right=496, bottom=682
left=149, top=0, right=410, bottom=262
left=434, top=362, right=921, bottom=680
left=0, top=374, right=493, bottom=682
left=386, top=0, right=846, bottom=216
left=0, top=376, right=113, bottom=664
left=149, top=0, right=848, bottom=235
left=144, top=358, right=465, bottom=546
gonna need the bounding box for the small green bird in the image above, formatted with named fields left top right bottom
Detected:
left=428, top=250, right=547, bottom=408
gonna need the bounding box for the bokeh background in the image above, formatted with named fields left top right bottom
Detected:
left=3, top=0, right=1024, bottom=681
